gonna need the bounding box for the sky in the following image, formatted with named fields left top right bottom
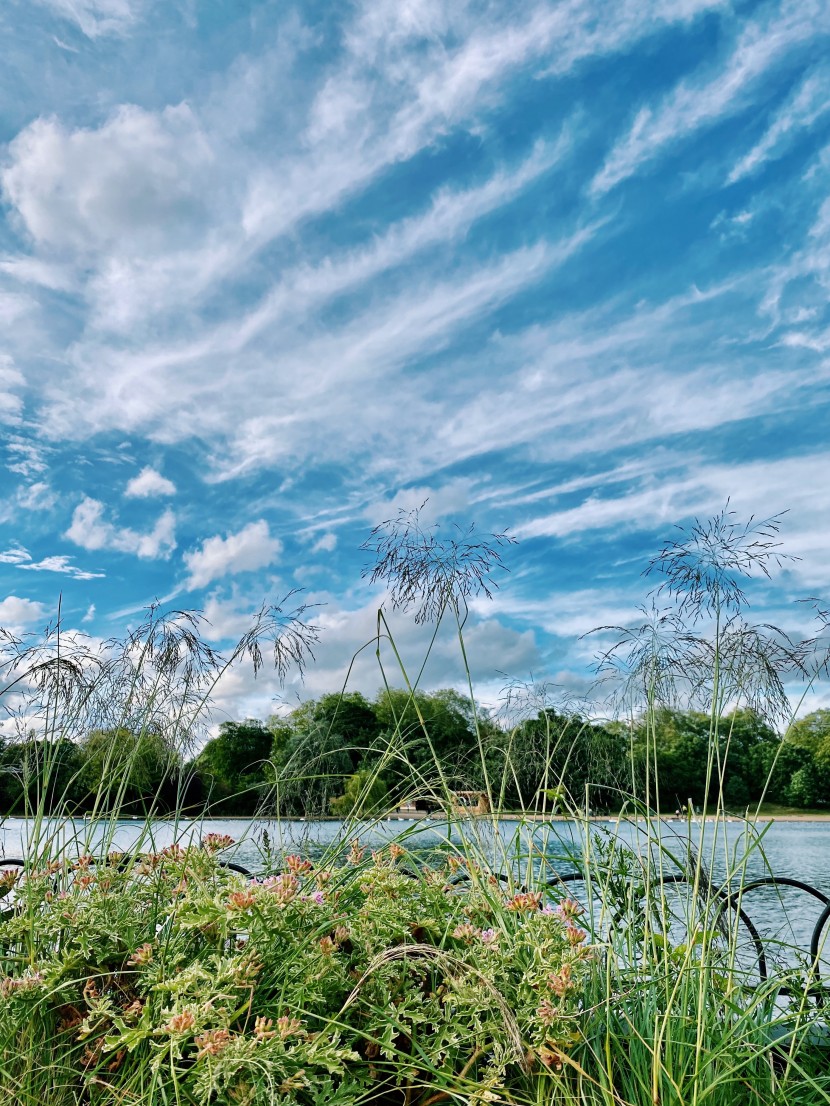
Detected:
left=2, top=0, right=830, bottom=728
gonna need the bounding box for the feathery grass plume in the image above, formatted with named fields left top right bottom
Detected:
left=645, top=502, right=795, bottom=621
left=361, top=500, right=516, bottom=626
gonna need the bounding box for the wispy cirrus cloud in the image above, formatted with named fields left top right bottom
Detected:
left=591, top=0, right=830, bottom=196
left=34, top=0, right=143, bottom=39
left=727, top=63, right=830, bottom=184
left=6, top=437, right=49, bottom=479
left=515, top=451, right=830, bottom=588
left=1, top=544, right=104, bottom=580
left=0, top=355, right=24, bottom=425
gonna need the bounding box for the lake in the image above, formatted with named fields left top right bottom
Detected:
left=3, top=814, right=829, bottom=978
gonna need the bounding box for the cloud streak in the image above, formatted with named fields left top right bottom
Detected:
left=591, top=0, right=830, bottom=195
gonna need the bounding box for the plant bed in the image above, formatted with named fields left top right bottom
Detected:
left=0, top=837, right=591, bottom=1105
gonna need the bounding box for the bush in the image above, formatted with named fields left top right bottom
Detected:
left=0, top=838, right=591, bottom=1105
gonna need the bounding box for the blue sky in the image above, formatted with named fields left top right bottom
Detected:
left=2, top=0, right=830, bottom=726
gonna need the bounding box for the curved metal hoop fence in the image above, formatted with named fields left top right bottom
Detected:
left=3, top=853, right=829, bottom=1004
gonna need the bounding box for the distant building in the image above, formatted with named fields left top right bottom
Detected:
left=449, top=791, right=490, bottom=815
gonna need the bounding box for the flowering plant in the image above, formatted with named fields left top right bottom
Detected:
left=0, top=840, right=591, bottom=1105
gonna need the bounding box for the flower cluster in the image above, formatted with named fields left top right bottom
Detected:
left=0, top=837, right=592, bottom=1105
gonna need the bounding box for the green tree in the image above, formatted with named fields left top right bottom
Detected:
left=329, top=768, right=389, bottom=816
left=194, top=719, right=273, bottom=814
left=79, top=728, right=177, bottom=812
left=487, top=711, right=626, bottom=812
left=783, top=710, right=830, bottom=805
left=0, top=735, right=86, bottom=814
left=372, top=687, right=482, bottom=797
left=269, top=694, right=377, bottom=816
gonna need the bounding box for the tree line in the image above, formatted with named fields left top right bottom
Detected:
left=2, top=690, right=829, bottom=817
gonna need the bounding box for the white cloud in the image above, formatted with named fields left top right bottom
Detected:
left=591, top=0, right=829, bottom=195
left=1, top=544, right=104, bottom=579
left=513, top=451, right=830, bottom=592
left=82, top=603, right=96, bottom=623
left=727, top=64, right=830, bottom=183
left=0, top=546, right=31, bottom=565
left=315, top=605, right=538, bottom=706
left=229, top=592, right=541, bottom=707
left=0, top=595, right=46, bottom=632
left=471, top=587, right=644, bottom=642
left=6, top=437, right=48, bottom=478
left=31, top=221, right=597, bottom=480
left=124, top=466, right=176, bottom=498
left=183, top=521, right=283, bottom=590
left=211, top=135, right=570, bottom=355
left=311, top=533, right=338, bottom=554
left=363, top=479, right=492, bottom=528
left=34, top=0, right=142, bottom=40
left=2, top=104, right=214, bottom=259
left=65, top=496, right=176, bottom=559
left=7, top=0, right=723, bottom=344
left=17, top=554, right=104, bottom=580
left=0, top=354, right=24, bottom=425
left=200, top=592, right=264, bottom=642
left=16, top=481, right=56, bottom=511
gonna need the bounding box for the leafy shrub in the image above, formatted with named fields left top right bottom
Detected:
left=0, top=837, right=591, bottom=1105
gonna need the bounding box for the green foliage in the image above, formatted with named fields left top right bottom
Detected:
left=80, top=727, right=177, bottom=813
left=328, top=768, right=388, bottom=816
left=371, top=686, right=486, bottom=793
left=484, top=710, right=628, bottom=812
left=0, top=736, right=85, bottom=814
left=786, top=709, right=830, bottom=799
left=268, top=694, right=369, bottom=817
left=5, top=696, right=830, bottom=817
left=193, top=719, right=274, bottom=814
left=0, top=840, right=590, bottom=1106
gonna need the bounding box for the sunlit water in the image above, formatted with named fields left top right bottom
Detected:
left=3, top=814, right=829, bottom=981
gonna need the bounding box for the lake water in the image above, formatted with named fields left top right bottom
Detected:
left=3, top=814, right=829, bottom=979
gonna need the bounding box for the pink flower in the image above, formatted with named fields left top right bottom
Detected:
left=548, top=963, right=574, bottom=997
left=201, top=833, right=235, bottom=854
left=263, top=873, right=299, bottom=904
left=555, top=898, right=584, bottom=922
left=195, top=1028, right=231, bottom=1059
left=285, top=855, right=313, bottom=875
left=276, top=1015, right=303, bottom=1040
left=165, top=1009, right=196, bottom=1034
left=505, top=892, right=542, bottom=912
left=128, top=943, right=154, bottom=966
left=565, top=925, right=587, bottom=946
left=226, top=889, right=257, bottom=912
